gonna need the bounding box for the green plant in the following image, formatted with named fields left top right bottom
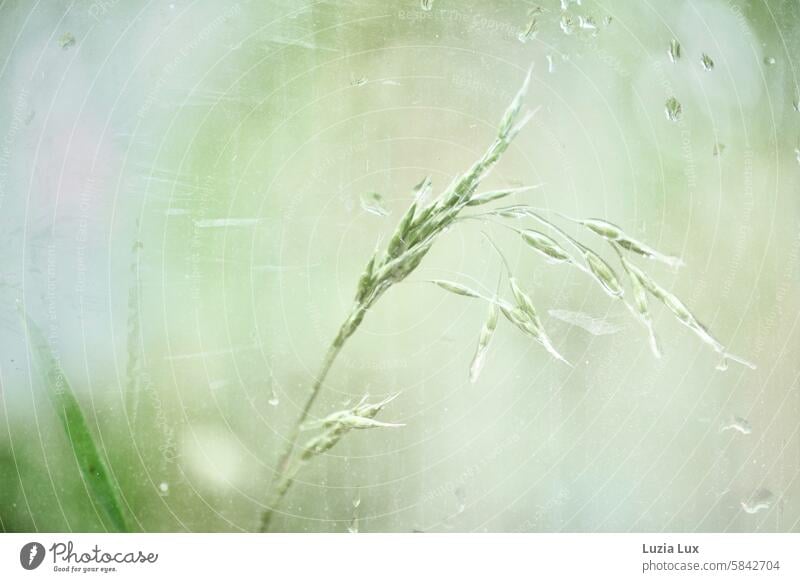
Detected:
left=257, top=68, right=753, bottom=531
left=21, top=308, right=129, bottom=532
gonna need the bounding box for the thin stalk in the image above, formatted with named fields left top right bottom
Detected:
left=258, top=310, right=357, bottom=532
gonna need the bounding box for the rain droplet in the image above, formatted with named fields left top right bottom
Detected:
left=158, top=482, right=169, bottom=496
left=740, top=489, right=774, bottom=514
left=713, top=143, right=725, bottom=156
left=560, top=15, right=576, bottom=35
left=578, top=15, right=597, bottom=31
left=763, top=56, right=776, bottom=66
left=794, top=147, right=800, bottom=166
left=546, top=54, right=555, bottom=73
left=665, top=97, right=682, bottom=122
left=518, top=16, right=538, bottom=43
left=454, top=486, right=466, bottom=514
left=420, top=0, right=433, bottom=11
left=701, top=53, right=714, bottom=71
left=719, top=416, right=752, bottom=435
left=360, top=192, right=390, bottom=217
left=209, top=379, right=228, bottom=391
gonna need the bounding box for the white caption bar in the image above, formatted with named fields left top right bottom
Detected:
left=1, top=533, right=798, bottom=581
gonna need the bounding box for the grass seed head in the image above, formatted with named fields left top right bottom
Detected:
left=520, top=229, right=573, bottom=263
left=582, top=249, right=624, bottom=298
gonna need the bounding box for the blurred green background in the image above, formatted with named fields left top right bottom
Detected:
left=0, top=0, right=798, bottom=532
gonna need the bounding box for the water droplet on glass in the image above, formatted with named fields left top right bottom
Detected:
left=454, top=487, right=467, bottom=514
left=741, top=489, right=774, bottom=514
left=578, top=15, right=597, bottom=31
left=794, top=147, right=800, bottom=166
left=420, top=0, right=433, bottom=11
left=665, top=97, right=682, bottom=122
left=158, top=482, right=169, bottom=496
left=763, top=56, right=776, bottom=66
left=518, top=16, right=538, bottom=43
left=58, top=32, right=76, bottom=50
left=701, top=53, right=714, bottom=71
left=720, top=416, right=752, bottom=435
left=360, top=192, right=390, bottom=217
left=546, top=54, right=555, bottom=73
left=713, top=143, right=725, bottom=156
left=560, top=15, right=576, bottom=35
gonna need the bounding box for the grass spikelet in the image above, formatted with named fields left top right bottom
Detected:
left=615, top=251, right=662, bottom=358
left=498, top=66, right=533, bottom=140
left=469, top=299, right=499, bottom=383
left=428, top=279, right=483, bottom=299
left=413, top=176, right=432, bottom=203
left=582, top=249, right=625, bottom=298
left=506, top=278, right=569, bottom=364
left=519, top=229, right=572, bottom=264
left=300, top=397, right=403, bottom=461
left=467, top=184, right=542, bottom=207
left=621, top=259, right=754, bottom=369
left=21, top=309, right=129, bottom=532
left=565, top=216, right=684, bottom=269
left=615, top=238, right=684, bottom=269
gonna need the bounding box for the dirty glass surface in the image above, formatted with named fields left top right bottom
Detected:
left=0, top=0, right=798, bottom=533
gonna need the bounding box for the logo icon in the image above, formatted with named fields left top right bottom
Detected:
left=19, top=542, right=45, bottom=570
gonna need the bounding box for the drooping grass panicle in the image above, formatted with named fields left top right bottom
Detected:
left=20, top=308, right=130, bottom=532
left=259, top=65, right=754, bottom=532
left=260, top=67, right=538, bottom=531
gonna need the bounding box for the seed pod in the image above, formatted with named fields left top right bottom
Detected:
left=520, top=229, right=572, bottom=263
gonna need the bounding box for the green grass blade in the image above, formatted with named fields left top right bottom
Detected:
left=22, top=311, right=129, bottom=532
